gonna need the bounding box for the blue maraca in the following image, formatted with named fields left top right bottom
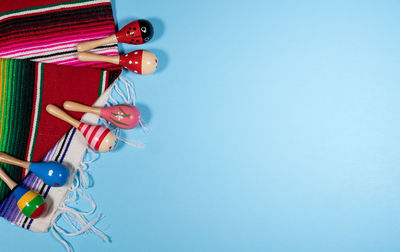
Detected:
left=0, top=153, right=69, bottom=187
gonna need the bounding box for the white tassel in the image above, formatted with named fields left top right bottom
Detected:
left=118, top=136, right=145, bottom=148
left=75, top=147, right=99, bottom=189
left=51, top=186, right=110, bottom=251
left=98, top=76, right=146, bottom=147
left=113, top=82, right=130, bottom=104
left=51, top=226, right=74, bottom=252
left=119, top=76, right=136, bottom=105
left=50, top=75, right=144, bottom=251
left=139, top=119, right=149, bottom=132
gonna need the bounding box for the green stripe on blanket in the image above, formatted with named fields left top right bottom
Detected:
left=0, top=58, right=36, bottom=200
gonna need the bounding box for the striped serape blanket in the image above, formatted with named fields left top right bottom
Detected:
left=0, top=0, right=124, bottom=247
left=0, top=0, right=119, bottom=69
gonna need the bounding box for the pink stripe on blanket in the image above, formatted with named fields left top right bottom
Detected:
left=0, top=22, right=113, bottom=45
left=0, top=31, right=113, bottom=54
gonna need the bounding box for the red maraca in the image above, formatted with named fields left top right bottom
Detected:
left=76, top=20, right=153, bottom=52
left=77, top=50, right=157, bottom=75
left=63, top=101, right=141, bottom=129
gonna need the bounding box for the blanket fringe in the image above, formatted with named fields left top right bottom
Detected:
left=50, top=76, right=144, bottom=251
left=101, top=75, right=147, bottom=147
left=51, top=187, right=110, bottom=252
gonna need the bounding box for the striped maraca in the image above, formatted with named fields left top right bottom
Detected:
left=77, top=50, right=158, bottom=75
left=77, top=19, right=153, bottom=52
left=63, top=101, right=140, bottom=129
left=0, top=167, right=47, bottom=219
left=46, top=105, right=116, bottom=152
left=0, top=153, right=69, bottom=187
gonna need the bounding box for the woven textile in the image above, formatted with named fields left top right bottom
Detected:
left=0, top=58, right=116, bottom=202
left=0, top=0, right=121, bottom=234
left=0, top=0, right=119, bottom=69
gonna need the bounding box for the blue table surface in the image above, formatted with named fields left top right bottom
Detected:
left=2, top=0, right=400, bottom=251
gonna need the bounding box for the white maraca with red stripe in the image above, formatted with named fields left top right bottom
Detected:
left=46, top=104, right=116, bottom=152
left=78, top=123, right=115, bottom=151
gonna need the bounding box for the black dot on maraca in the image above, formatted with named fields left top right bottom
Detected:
left=138, top=20, right=153, bottom=42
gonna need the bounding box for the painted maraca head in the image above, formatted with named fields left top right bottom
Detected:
left=29, top=162, right=69, bottom=187
left=116, top=20, right=153, bottom=45
left=120, top=50, right=158, bottom=75
left=13, top=186, right=47, bottom=219
left=101, top=104, right=141, bottom=129
left=78, top=123, right=116, bottom=152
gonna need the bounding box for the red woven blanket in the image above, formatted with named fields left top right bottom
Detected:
left=0, top=0, right=120, bottom=202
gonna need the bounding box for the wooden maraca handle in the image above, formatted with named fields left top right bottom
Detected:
left=63, top=101, right=101, bottom=115
left=0, top=153, right=30, bottom=169
left=77, top=52, right=119, bottom=65
left=46, top=104, right=81, bottom=128
left=76, top=34, right=117, bottom=52
left=0, top=167, right=17, bottom=189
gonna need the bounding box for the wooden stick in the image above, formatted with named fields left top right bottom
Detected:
left=77, top=52, right=119, bottom=65
left=63, top=101, right=101, bottom=115
left=76, top=34, right=117, bottom=52
left=0, top=153, right=30, bottom=169
left=0, top=168, right=17, bottom=190
left=46, top=104, right=81, bottom=128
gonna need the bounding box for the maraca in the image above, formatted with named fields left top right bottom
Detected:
left=0, top=167, right=47, bottom=218
left=63, top=101, right=141, bottom=129
left=46, top=105, right=116, bottom=152
left=0, top=153, right=69, bottom=187
left=77, top=19, right=153, bottom=52
left=77, top=50, right=158, bottom=75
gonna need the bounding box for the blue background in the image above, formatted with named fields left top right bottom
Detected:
left=2, top=0, right=400, bottom=251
